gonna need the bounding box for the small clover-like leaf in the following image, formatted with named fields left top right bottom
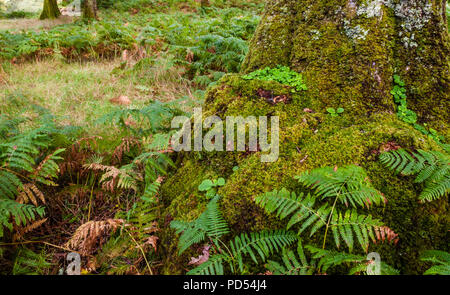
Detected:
left=216, top=178, right=225, bottom=186
left=198, top=179, right=214, bottom=191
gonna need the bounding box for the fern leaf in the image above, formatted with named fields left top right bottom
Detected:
left=295, top=165, right=385, bottom=208
left=420, top=177, right=450, bottom=202
left=380, top=149, right=449, bottom=202
left=229, top=230, right=298, bottom=273
left=266, top=240, right=314, bottom=275
left=255, top=188, right=328, bottom=232
left=420, top=250, right=450, bottom=275
left=0, top=169, right=22, bottom=199
left=16, top=183, right=45, bottom=206
left=330, top=210, right=384, bottom=252
left=256, top=188, right=386, bottom=252
left=187, top=254, right=226, bottom=275
left=171, top=195, right=229, bottom=254
left=31, top=148, right=65, bottom=186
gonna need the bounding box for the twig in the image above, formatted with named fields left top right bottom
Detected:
left=0, top=240, right=86, bottom=256
left=123, top=227, right=153, bottom=275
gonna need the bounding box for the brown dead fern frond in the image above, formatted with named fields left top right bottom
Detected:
left=59, top=137, right=102, bottom=176
left=83, top=162, right=114, bottom=173
left=75, top=136, right=103, bottom=148
left=66, top=219, right=124, bottom=255
left=374, top=226, right=399, bottom=245
left=99, top=167, right=122, bottom=192
left=113, top=137, right=140, bottom=164
left=16, top=183, right=45, bottom=206
left=83, top=161, right=140, bottom=193
left=83, top=162, right=121, bottom=192
left=13, top=218, right=48, bottom=241
left=139, top=236, right=159, bottom=252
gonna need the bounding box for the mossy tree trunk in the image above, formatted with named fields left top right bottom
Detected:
left=82, top=0, right=98, bottom=20
left=243, top=0, right=449, bottom=127
left=160, top=0, right=449, bottom=274
left=40, top=0, right=61, bottom=20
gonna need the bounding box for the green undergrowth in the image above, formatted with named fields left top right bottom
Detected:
left=0, top=11, right=36, bottom=19
left=0, top=0, right=262, bottom=89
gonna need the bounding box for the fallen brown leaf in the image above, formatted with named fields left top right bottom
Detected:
left=110, top=95, right=131, bottom=106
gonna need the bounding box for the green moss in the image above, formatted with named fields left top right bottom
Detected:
left=241, top=0, right=296, bottom=72
left=160, top=73, right=447, bottom=274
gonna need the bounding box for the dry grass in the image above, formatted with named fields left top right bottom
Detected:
left=1, top=59, right=137, bottom=128
left=0, top=58, right=197, bottom=132
left=0, top=15, right=74, bottom=32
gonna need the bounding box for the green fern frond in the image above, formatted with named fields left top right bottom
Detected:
left=295, top=165, right=385, bottom=208
left=420, top=178, right=450, bottom=202
left=171, top=195, right=230, bottom=254
left=255, top=188, right=327, bottom=231
left=380, top=149, right=449, bottom=202
left=0, top=115, right=26, bottom=140
left=97, top=100, right=185, bottom=136
left=229, top=230, right=298, bottom=273
left=141, top=179, right=161, bottom=203
left=420, top=250, right=450, bottom=275
left=203, top=198, right=230, bottom=239
left=173, top=220, right=207, bottom=255
left=0, top=170, right=22, bottom=199
left=330, top=210, right=383, bottom=252
left=379, top=149, right=421, bottom=175
left=306, top=246, right=399, bottom=275
left=306, top=245, right=364, bottom=273
left=12, top=247, right=52, bottom=275
left=187, top=254, right=226, bottom=275
left=0, top=139, right=41, bottom=173
left=266, top=249, right=312, bottom=275
left=0, top=199, right=45, bottom=236
left=0, top=113, right=70, bottom=238
left=266, top=240, right=314, bottom=275
left=266, top=242, right=399, bottom=275
left=255, top=188, right=385, bottom=251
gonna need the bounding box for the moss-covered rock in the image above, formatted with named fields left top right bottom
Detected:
left=159, top=74, right=448, bottom=274
left=159, top=0, right=449, bottom=275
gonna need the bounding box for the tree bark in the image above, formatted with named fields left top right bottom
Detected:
left=243, top=0, right=449, bottom=128
left=40, top=0, right=61, bottom=20
left=83, top=0, right=98, bottom=20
